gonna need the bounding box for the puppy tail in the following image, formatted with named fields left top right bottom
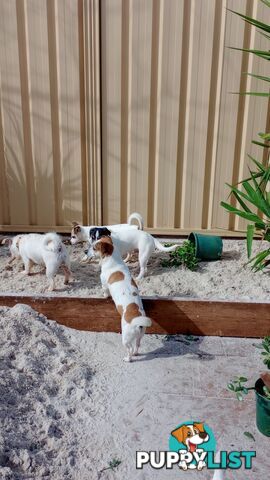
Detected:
left=128, top=212, right=144, bottom=230
left=154, top=238, right=178, bottom=252
left=43, top=232, right=62, bottom=252
left=132, top=316, right=152, bottom=328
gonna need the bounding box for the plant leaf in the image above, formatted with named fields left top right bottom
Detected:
left=226, top=183, right=253, bottom=212
left=252, top=140, right=270, bottom=148
left=258, top=30, right=270, bottom=40
left=244, top=72, right=270, bottom=83
left=231, top=92, right=270, bottom=96
left=229, top=46, right=270, bottom=60
left=261, top=0, right=270, bottom=8
left=247, top=155, right=266, bottom=172
left=227, top=9, right=270, bottom=34
left=259, top=132, right=270, bottom=140
left=249, top=249, right=270, bottom=271
left=220, top=201, right=266, bottom=227
left=242, top=180, right=270, bottom=217
left=244, top=431, right=256, bottom=441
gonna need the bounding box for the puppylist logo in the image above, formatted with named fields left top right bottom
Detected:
left=136, top=421, right=256, bottom=472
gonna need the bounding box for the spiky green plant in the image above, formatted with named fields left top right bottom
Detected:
left=221, top=1, right=270, bottom=270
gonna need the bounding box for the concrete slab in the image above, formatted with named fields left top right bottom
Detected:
left=66, top=330, right=269, bottom=480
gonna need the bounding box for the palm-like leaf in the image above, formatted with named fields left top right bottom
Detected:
left=227, top=9, right=270, bottom=34
left=221, top=1, right=270, bottom=271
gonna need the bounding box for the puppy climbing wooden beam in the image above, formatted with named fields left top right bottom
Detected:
left=0, top=294, right=269, bottom=338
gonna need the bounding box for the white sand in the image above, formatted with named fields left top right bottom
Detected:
left=0, top=304, right=93, bottom=479
left=0, top=238, right=269, bottom=301
left=0, top=304, right=269, bottom=479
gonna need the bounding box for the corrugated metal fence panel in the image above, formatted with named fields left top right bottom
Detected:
left=101, top=0, right=270, bottom=232
left=0, top=0, right=102, bottom=232
left=0, top=0, right=269, bottom=233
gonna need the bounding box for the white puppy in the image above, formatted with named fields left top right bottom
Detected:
left=87, top=236, right=152, bottom=362
left=88, top=227, right=179, bottom=279
left=18, top=233, right=72, bottom=291
left=70, top=212, right=144, bottom=245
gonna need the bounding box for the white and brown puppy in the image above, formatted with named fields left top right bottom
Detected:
left=87, top=236, right=152, bottom=362
left=70, top=212, right=144, bottom=245
left=17, top=233, right=72, bottom=291
left=88, top=227, right=179, bottom=279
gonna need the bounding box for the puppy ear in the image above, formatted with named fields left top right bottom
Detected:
left=72, top=221, right=79, bottom=227
left=194, top=422, right=205, bottom=433
left=171, top=425, right=187, bottom=444
left=96, top=239, right=114, bottom=257
left=101, top=241, right=114, bottom=256
left=103, top=227, right=111, bottom=236
left=89, top=228, right=97, bottom=239
left=1, top=237, right=12, bottom=246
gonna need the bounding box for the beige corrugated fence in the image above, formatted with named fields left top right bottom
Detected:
left=0, top=0, right=269, bottom=234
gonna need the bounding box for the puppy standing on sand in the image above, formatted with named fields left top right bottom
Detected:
left=12, top=233, right=71, bottom=291
left=88, top=228, right=179, bottom=280
left=70, top=212, right=143, bottom=245
left=86, top=235, right=152, bottom=362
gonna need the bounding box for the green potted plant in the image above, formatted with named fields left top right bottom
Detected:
left=228, top=337, right=270, bottom=437
left=188, top=232, right=223, bottom=261
left=221, top=1, right=270, bottom=269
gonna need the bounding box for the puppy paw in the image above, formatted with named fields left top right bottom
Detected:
left=102, top=287, right=110, bottom=298
left=123, top=356, right=132, bottom=363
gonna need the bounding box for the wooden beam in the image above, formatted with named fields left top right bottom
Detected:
left=0, top=294, right=269, bottom=338
left=0, top=224, right=250, bottom=237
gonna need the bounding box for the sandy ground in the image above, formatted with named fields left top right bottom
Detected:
left=0, top=237, right=270, bottom=301
left=0, top=304, right=269, bottom=480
